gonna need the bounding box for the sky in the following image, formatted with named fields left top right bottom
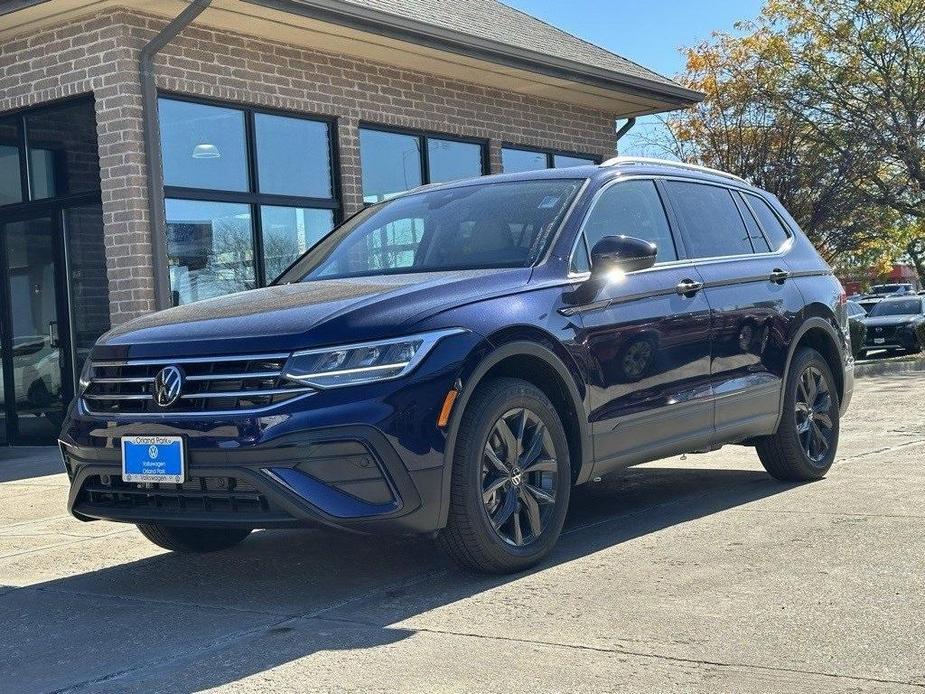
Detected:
left=501, top=0, right=766, bottom=156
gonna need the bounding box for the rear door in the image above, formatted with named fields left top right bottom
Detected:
left=569, top=178, right=714, bottom=473
left=662, top=180, right=805, bottom=442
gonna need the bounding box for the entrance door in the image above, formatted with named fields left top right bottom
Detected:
left=0, top=215, right=73, bottom=444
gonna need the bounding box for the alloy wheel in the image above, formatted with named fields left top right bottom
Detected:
left=481, top=407, right=558, bottom=547
left=794, top=366, right=835, bottom=465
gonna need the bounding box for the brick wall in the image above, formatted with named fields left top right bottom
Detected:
left=0, top=8, right=619, bottom=324
left=0, top=13, right=156, bottom=324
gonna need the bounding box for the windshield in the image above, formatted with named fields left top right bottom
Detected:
left=278, top=179, right=583, bottom=282
left=868, top=299, right=923, bottom=316
left=847, top=302, right=866, bottom=318
left=871, top=284, right=909, bottom=294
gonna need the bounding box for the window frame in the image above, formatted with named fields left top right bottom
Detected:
left=358, top=122, right=489, bottom=204
left=501, top=143, right=601, bottom=173
left=658, top=178, right=795, bottom=264
left=567, top=175, right=798, bottom=277
left=568, top=176, right=684, bottom=278
left=739, top=191, right=794, bottom=252
left=0, top=94, right=101, bottom=213
left=159, top=92, right=342, bottom=289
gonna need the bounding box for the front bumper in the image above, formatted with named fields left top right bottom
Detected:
left=60, top=426, right=443, bottom=534
left=59, top=330, right=486, bottom=535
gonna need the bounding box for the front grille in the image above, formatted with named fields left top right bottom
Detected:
left=76, top=474, right=282, bottom=518
left=867, top=326, right=898, bottom=344
left=81, top=354, right=312, bottom=415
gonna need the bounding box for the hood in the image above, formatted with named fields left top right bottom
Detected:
left=861, top=314, right=920, bottom=327
left=95, top=268, right=530, bottom=359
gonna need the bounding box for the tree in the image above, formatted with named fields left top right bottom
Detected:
left=764, top=0, right=925, bottom=221
left=650, top=0, right=923, bottom=264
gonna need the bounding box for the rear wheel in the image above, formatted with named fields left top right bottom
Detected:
left=136, top=524, right=252, bottom=553
left=438, top=378, right=571, bottom=574
left=757, top=348, right=839, bottom=481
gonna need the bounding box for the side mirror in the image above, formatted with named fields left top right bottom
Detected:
left=590, top=235, right=657, bottom=277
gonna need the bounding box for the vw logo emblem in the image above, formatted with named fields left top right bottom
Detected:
left=154, top=365, right=184, bottom=407
left=148, top=445, right=159, bottom=459
left=510, top=466, right=523, bottom=487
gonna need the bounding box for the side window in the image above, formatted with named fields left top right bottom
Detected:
left=581, top=180, right=678, bottom=264
left=745, top=193, right=792, bottom=251
left=570, top=237, right=591, bottom=274
left=733, top=192, right=771, bottom=253
left=664, top=181, right=754, bottom=258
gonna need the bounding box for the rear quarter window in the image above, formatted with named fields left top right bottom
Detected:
left=745, top=193, right=792, bottom=251
left=663, top=180, right=753, bottom=258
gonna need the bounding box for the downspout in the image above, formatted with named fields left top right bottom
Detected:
left=614, top=117, right=636, bottom=153
left=141, top=0, right=212, bottom=310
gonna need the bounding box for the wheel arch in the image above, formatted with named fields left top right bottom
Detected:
left=774, top=315, right=845, bottom=431
left=437, top=334, right=592, bottom=530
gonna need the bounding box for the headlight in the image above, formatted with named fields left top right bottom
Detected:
left=77, top=358, right=93, bottom=394
left=282, top=328, right=466, bottom=389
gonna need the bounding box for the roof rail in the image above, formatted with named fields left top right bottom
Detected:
left=601, top=156, right=749, bottom=185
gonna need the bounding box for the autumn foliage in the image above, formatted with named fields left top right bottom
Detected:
left=653, top=0, right=924, bottom=276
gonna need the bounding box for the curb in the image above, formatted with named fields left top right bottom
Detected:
left=854, top=356, right=925, bottom=379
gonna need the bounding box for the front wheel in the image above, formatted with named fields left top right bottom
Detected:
left=438, top=378, right=571, bottom=574
left=137, top=524, right=252, bottom=553
left=757, top=348, right=840, bottom=481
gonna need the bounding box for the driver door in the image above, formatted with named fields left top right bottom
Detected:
left=570, top=179, right=714, bottom=474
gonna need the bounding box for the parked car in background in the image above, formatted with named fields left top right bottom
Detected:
left=59, top=158, right=854, bottom=574
left=859, top=296, right=925, bottom=358
left=856, top=283, right=917, bottom=313
left=871, top=283, right=915, bottom=296
left=846, top=301, right=867, bottom=359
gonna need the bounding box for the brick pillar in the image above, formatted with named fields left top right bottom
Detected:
left=93, top=24, right=158, bottom=325
left=488, top=138, right=503, bottom=174
left=337, top=116, right=364, bottom=215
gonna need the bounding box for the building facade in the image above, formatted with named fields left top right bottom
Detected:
left=0, top=0, right=699, bottom=443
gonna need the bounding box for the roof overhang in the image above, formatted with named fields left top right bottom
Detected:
left=0, top=0, right=702, bottom=116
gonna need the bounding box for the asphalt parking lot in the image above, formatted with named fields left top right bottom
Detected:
left=2, top=373, right=924, bottom=693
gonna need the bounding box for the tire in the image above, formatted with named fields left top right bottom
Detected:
left=438, top=377, right=571, bottom=574
left=136, top=524, right=252, bottom=553
left=757, top=348, right=840, bottom=481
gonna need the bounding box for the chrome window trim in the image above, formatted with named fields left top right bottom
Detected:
left=738, top=190, right=795, bottom=251
left=566, top=174, right=796, bottom=280
left=537, top=177, right=591, bottom=265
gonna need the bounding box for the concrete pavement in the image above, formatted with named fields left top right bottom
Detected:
left=1, top=374, right=924, bottom=693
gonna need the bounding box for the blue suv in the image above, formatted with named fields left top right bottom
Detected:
left=60, top=158, right=854, bottom=573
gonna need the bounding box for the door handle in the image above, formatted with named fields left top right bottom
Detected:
left=769, top=268, right=790, bottom=284
left=676, top=278, right=704, bottom=297
left=48, top=320, right=59, bottom=349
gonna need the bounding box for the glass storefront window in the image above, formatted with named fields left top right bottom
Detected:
left=160, top=98, right=339, bottom=302
left=360, top=127, right=488, bottom=203
left=255, top=114, right=332, bottom=198
left=64, top=205, right=110, bottom=376
left=159, top=99, right=248, bottom=192
left=360, top=129, right=422, bottom=204
left=0, top=117, right=22, bottom=207
left=501, top=147, right=548, bottom=173
left=502, top=147, right=598, bottom=173
left=427, top=138, right=483, bottom=184
left=553, top=154, right=596, bottom=168
left=165, top=199, right=255, bottom=305
left=25, top=100, right=101, bottom=199
left=260, top=206, right=334, bottom=281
